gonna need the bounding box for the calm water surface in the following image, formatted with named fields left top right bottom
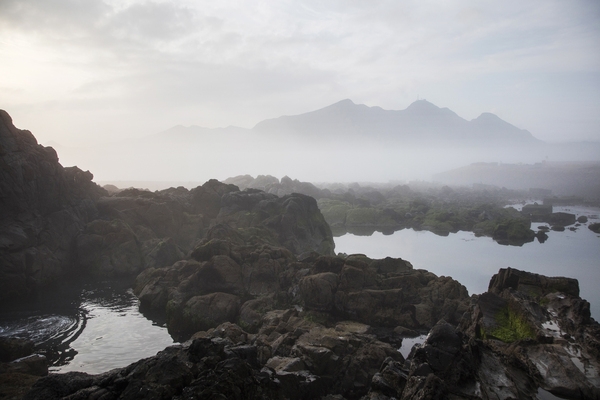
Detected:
left=0, top=280, right=174, bottom=374
left=335, top=205, right=600, bottom=321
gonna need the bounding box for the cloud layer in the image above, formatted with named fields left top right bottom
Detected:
left=1, top=0, right=599, bottom=146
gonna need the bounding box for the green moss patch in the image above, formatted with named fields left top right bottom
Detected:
left=487, top=306, right=535, bottom=343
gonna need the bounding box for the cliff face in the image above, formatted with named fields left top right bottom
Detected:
left=0, top=110, right=106, bottom=302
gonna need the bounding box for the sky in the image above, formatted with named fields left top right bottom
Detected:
left=1, top=0, right=599, bottom=148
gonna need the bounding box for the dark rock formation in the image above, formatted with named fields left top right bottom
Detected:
left=548, top=211, right=576, bottom=227
left=0, top=110, right=106, bottom=302
left=0, top=338, right=47, bottom=399
left=363, top=267, right=600, bottom=399
left=136, top=231, right=469, bottom=340
left=0, top=111, right=334, bottom=301
left=23, top=338, right=281, bottom=400
left=82, top=183, right=334, bottom=279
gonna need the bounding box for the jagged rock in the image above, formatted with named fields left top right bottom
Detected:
left=457, top=267, right=600, bottom=399
left=0, top=110, right=106, bottom=302
left=23, top=339, right=282, bottom=400
left=299, top=273, right=339, bottom=312
left=303, top=257, right=469, bottom=329
left=75, top=219, right=144, bottom=276
left=4, top=354, right=48, bottom=377
left=239, top=297, right=275, bottom=333
left=140, top=237, right=185, bottom=269
left=217, top=190, right=335, bottom=256
left=168, top=292, right=241, bottom=339
left=488, top=267, right=579, bottom=298
left=253, top=309, right=404, bottom=399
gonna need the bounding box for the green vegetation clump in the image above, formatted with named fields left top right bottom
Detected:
left=317, top=199, right=350, bottom=226
left=487, top=306, right=536, bottom=343
left=421, top=210, right=463, bottom=235
left=492, top=218, right=535, bottom=245
left=345, top=207, right=380, bottom=225
left=314, top=182, right=542, bottom=246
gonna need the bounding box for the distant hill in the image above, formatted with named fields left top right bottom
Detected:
left=433, top=161, right=600, bottom=199
left=253, top=99, right=543, bottom=147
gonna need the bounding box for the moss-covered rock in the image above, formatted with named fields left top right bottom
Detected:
left=492, top=218, right=535, bottom=246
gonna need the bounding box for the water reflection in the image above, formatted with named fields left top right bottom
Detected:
left=0, top=279, right=174, bottom=374
left=335, top=206, right=600, bottom=322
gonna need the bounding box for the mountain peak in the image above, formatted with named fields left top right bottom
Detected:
left=406, top=99, right=439, bottom=112
left=336, top=98, right=355, bottom=105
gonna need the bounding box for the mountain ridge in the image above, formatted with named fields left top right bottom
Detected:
left=251, top=98, right=541, bottom=146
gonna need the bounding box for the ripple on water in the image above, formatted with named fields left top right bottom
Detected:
left=0, top=281, right=174, bottom=374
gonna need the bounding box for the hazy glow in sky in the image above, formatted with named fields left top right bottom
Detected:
left=1, top=0, right=599, bottom=146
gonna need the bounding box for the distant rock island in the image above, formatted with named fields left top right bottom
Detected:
left=434, top=161, right=600, bottom=199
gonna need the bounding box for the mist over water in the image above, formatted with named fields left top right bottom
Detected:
left=46, top=99, right=600, bottom=186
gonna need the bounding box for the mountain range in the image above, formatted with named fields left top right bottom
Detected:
left=47, top=100, right=600, bottom=184
left=251, top=99, right=542, bottom=146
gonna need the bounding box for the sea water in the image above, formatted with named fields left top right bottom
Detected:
left=335, top=205, right=600, bottom=321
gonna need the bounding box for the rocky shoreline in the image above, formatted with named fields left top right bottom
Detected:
left=1, top=110, right=600, bottom=399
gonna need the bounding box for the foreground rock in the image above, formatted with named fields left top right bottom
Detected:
left=135, top=233, right=469, bottom=340
left=364, top=267, right=600, bottom=400
left=23, top=267, right=600, bottom=399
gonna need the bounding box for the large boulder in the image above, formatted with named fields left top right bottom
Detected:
left=168, top=292, right=241, bottom=335
left=217, top=190, right=335, bottom=256
left=298, top=255, right=469, bottom=330
left=488, top=267, right=579, bottom=298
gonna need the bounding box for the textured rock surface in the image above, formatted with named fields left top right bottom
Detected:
left=0, top=110, right=106, bottom=302
left=135, top=235, right=470, bottom=340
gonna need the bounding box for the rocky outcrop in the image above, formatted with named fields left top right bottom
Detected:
left=300, top=255, right=469, bottom=329
left=135, top=227, right=469, bottom=339
left=217, top=189, right=335, bottom=255
left=78, top=182, right=334, bottom=279
left=0, top=110, right=106, bottom=302
left=362, top=267, right=600, bottom=399
left=23, top=338, right=282, bottom=400
left=457, top=268, right=600, bottom=399
left=21, top=316, right=405, bottom=400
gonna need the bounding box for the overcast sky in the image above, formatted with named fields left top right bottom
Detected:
left=1, top=0, right=599, bottom=147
